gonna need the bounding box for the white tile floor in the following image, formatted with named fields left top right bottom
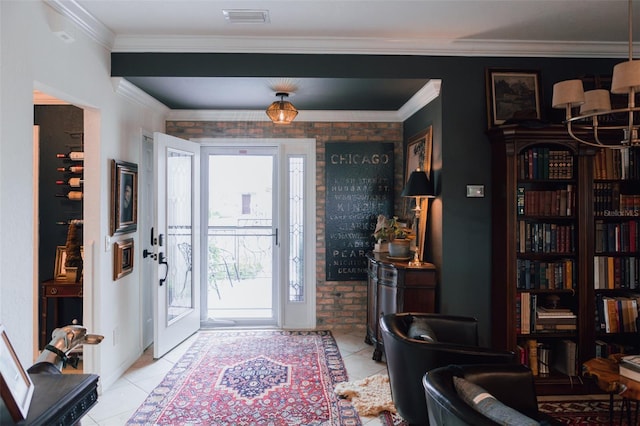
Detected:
left=80, top=328, right=389, bottom=425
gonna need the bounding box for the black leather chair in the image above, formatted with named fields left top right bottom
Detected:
left=379, top=313, right=517, bottom=425
left=422, top=364, right=561, bottom=425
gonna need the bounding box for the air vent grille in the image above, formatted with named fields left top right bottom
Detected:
left=223, top=9, right=270, bottom=24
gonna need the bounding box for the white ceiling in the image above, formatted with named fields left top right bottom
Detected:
left=49, top=0, right=640, bottom=56
left=43, top=0, right=640, bottom=119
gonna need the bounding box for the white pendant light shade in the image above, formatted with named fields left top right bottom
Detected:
left=550, top=0, right=640, bottom=147
left=580, top=89, right=612, bottom=114
left=611, top=60, right=640, bottom=94
left=552, top=79, right=585, bottom=108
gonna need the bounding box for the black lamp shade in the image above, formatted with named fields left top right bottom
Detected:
left=401, top=170, right=434, bottom=197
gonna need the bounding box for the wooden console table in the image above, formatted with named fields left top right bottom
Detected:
left=365, top=252, right=437, bottom=361
left=40, top=280, right=83, bottom=349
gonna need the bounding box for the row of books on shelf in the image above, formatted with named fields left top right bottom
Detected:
left=593, top=182, right=640, bottom=216
left=517, top=338, right=577, bottom=377
left=594, top=340, right=634, bottom=359
left=594, top=220, right=639, bottom=253
left=593, top=146, right=640, bottom=180
left=594, top=294, right=639, bottom=333
left=518, top=147, right=574, bottom=180
left=517, top=186, right=574, bottom=217
left=517, top=293, right=577, bottom=335
left=517, top=221, right=575, bottom=254
left=593, top=256, right=640, bottom=290
left=517, top=259, right=575, bottom=290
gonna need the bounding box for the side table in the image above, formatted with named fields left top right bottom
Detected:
left=583, top=355, right=640, bottom=426
left=40, top=280, right=83, bottom=349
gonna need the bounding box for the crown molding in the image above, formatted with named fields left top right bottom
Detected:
left=45, top=0, right=115, bottom=50
left=398, top=80, right=441, bottom=121
left=166, top=109, right=405, bottom=123
left=111, top=35, right=632, bottom=58
left=111, top=78, right=170, bottom=115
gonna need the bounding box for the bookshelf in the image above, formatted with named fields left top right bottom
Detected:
left=592, top=147, right=640, bottom=359
left=487, top=125, right=596, bottom=395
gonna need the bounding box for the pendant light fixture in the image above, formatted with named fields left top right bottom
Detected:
left=266, top=92, right=298, bottom=124
left=551, top=0, right=640, bottom=149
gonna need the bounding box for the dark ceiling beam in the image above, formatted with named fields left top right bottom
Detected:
left=111, top=53, right=451, bottom=78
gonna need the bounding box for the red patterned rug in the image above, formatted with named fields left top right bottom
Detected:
left=127, top=330, right=361, bottom=425
left=379, top=398, right=624, bottom=426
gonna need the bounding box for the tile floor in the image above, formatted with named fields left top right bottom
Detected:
left=80, top=328, right=388, bottom=425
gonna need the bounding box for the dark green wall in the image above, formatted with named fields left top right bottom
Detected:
left=401, top=56, right=616, bottom=345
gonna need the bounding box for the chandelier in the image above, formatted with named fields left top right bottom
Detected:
left=551, top=0, right=640, bottom=149
left=265, top=92, right=298, bottom=124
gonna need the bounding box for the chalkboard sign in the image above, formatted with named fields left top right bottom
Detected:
left=325, top=142, right=394, bottom=281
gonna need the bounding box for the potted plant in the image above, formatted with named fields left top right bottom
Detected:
left=373, top=215, right=412, bottom=257
left=64, top=223, right=83, bottom=283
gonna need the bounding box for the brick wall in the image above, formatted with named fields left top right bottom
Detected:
left=166, top=120, right=404, bottom=331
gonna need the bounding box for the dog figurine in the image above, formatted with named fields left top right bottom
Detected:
left=28, top=323, right=103, bottom=374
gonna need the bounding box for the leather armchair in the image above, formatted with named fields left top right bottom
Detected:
left=422, top=364, right=561, bottom=425
left=379, top=313, right=517, bottom=425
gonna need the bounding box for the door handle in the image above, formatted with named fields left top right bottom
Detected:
left=158, top=252, right=168, bottom=286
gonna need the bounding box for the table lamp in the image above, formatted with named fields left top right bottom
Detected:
left=401, top=169, right=435, bottom=266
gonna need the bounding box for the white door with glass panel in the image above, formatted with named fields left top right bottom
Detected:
left=153, top=132, right=200, bottom=358
left=200, top=140, right=315, bottom=329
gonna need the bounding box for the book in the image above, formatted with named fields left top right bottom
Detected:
left=619, top=358, right=640, bottom=382
left=552, top=339, right=577, bottom=376
left=527, top=339, right=539, bottom=376
left=538, top=345, right=550, bottom=375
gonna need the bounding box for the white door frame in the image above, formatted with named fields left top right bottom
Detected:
left=196, top=138, right=316, bottom=329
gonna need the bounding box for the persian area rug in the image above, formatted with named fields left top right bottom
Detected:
left=538, top=399, right=622, bottom=425
left=127, top=330, right=361, bottom=425
left=379, top=398, right=623, bottom=426
left=334, top=374, right=396, bottom=417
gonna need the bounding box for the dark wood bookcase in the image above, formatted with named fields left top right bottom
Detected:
left=487, top=125, right=640, bottom=394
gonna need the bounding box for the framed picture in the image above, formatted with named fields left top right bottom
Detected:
left=405, top=127, right=434, bottom=260
left=485, top=68, right=542, bottom=128
left=0, top=324, right=34, bottom=422
left=406, top=126, right=433, bottom=179
left=54, top=245, right=84, bottom=281
left=111, top=160, right=138, bottom=236
left=114, top=238, right=134, bottom=280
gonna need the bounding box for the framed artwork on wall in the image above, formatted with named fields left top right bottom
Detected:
left=406, top=126, right=433, bottom=179
left=54, top=245, right=84, bottom=280
left=485, top=68, right=542, bottom=128
left=114, top=238, right=134, bottom=280
left=0, top=324, right=34, bottom=422
left=111, top=160, right=138, bottom=235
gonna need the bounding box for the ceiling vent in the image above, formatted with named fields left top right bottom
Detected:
left=223, top=9, right=270, bottom=24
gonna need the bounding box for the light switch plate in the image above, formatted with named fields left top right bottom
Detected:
left=466, top=185, right=485, bottom=198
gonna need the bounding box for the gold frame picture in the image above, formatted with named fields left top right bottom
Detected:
left=0, top=324, right=34, bottom=422
left=54, top=245, right=84, bottom=281
left=114, top=238, right=134, bottom=280
left=111, top=160, right=138, bottom=235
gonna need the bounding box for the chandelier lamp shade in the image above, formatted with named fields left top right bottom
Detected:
left=551, top=0, right=640, bottom=149
left=266, top=92, right=298, bottom=124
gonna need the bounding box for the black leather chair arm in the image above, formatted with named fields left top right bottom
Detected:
left=423, top=364, right=561, bottom=426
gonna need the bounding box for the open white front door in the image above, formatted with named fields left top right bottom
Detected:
left=153, top=132, right=200, bottom=358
